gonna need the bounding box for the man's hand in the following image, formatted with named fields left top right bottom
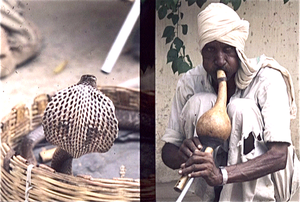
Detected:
left=179, top=149, right=223, bottom=186
left=161, top=137, right=202, bottom=169
left=178, top=137, right=203, bottom=162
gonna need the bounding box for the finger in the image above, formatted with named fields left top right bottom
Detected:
left=180, top=163, right=206, bottom=176
left=183, top=160, right=214, bottom=176
left=180, top=162, right=186, bottom=169
left=192, top=149, right=213, bottom=158
left=179, top=140, right=195, bottom=157
left=186, top=137, right=201, bottom=152
left=178, top=149, right=189, bottom=162
left=188, top=169, right=210, bottom=178
left=192, top=137, right=203, bottom=150
left=185, top=152, right=211, bottom=166
left=192, top=149, right=203, bottom=155
left=184, top=154, right=214, bottom=172
left=178, top=163, right=185, bottom=175
left=184, top=141, right=198, bottom=154
left=194, top=149, right=214, bottom=156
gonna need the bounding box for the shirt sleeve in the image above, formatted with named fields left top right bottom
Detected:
left=257, top=68, right=292, bottom=144
left=161, top=66, right=210, bottom=147
left=161, top=74, right=190, bottom=147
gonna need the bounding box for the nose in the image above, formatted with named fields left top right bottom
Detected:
left=214, top=51, right=226, bottom=68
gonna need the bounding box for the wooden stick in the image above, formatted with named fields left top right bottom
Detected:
left=101, top=0, right=140, bottom=73
left=53, top=60, right=68, bottom=74
left=39, top=147, right=56, bottom=163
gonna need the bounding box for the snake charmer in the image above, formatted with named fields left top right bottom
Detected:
left=161, top=3, right=300, bottom=201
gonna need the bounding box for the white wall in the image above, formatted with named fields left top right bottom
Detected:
left=156, top=0, right=299, bottom=183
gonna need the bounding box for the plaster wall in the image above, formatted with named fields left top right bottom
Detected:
left=156, top=0, right=300, bottom=183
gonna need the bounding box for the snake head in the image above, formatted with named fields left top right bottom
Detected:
left=42, top=75, right=119, bottom=159
left=77, top=74, right=97, bottom=87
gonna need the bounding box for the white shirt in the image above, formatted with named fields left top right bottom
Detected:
left=163, top=64, right=292, bottom=145
left=162, top=64, right=299, bottom=201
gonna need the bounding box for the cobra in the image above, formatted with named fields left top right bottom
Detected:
left=3, top=74, right=144, bottom=175
left=41, top=75, right=119, bottom=174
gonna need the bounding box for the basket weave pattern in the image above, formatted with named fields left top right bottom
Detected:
left=1, top=86, right=141, bottom=201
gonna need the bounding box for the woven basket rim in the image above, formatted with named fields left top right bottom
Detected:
left=1, top=85, right=142, bottom=201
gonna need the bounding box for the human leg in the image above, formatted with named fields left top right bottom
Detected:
left=179, top=93, right=217, bottom=139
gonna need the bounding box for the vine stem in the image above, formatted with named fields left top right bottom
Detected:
left=176, top=0, right=183, bottom=57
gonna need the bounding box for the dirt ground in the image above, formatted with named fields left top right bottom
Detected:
left=1, top=0, right=142, bottom=116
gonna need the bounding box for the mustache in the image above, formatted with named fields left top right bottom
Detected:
left=212, top=65, right=229, bottom=77
left=215, top=65, right=228, bottom=72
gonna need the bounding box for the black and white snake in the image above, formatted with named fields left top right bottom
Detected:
left=4, top=75, right=144, bottom=175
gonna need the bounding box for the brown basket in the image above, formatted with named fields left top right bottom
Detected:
left=99, top=86, right=140, bottom=111
left=0, top=86, right=144, bottom=201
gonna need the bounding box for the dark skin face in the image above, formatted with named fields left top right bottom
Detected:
left=201, top=40, right=240, bottom=101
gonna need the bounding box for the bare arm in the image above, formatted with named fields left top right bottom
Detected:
left=180, top=142, right=289, bottom=186
left=161, top=143, right=184, bottom=169
left=161, top=137, right=202, bottom=169
left=226, top=142, right=288, bottom=184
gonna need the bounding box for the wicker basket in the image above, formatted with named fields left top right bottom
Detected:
left=0, top=86, right=146, bottom=201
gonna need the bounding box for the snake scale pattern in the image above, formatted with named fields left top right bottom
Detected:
left=43, top=75, right=118, bottom=159
left=4, top=74, right=144, bottom=174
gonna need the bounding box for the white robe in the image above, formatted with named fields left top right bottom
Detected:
left=162, top=64, right=300, bottom=201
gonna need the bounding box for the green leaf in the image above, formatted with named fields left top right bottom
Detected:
left=155, top=0, right=161, bottom=10
left=186, top=0, right=196, bottom=6
left=196, top=0, right=207, bottom=8
left=166, top=33, right=175, bottom=44
left=166, top=0, right=178, bottom=12
left=167, top=12, right=174, bottom=19
left=173, top=0, right=179, bottom=5
left=171, top=58, right=181, bottom=73
left=220, top=0, right=230, bottom=4
left=172, top=57, right=191, bottom=74
left=172, top=14, right=179, bottom=25
left=173, top=37, right=183, bottom=51
left=283, top=0, right=289, bottom=3
left=167, top=48, right=178, bottom=63
left=162, top=26, right=175, bottom=38
left=178, top=60, right=192, bottom=74
left=172, top=57, right=192, bottom=74
left=182, top=24, right=188, bottom=35
left=186, top=55, right=193, bottom=67
left=177, top=1, right=181, bottom=7
left=180, top=12, right=184, bottom=19
left=182, top=45, right=185, bottom=55
left=162, top=26, right=175, bottom=44
left=231, top=0, right=242, bottom=10
left=158, top=5, right=167, bottom=19
left=165, top=0, right=173, bottom=8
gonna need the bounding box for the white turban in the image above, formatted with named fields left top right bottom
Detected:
left=197, top=3, right=297, bottom=119
left=197, top=3, right=249, bottom=52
